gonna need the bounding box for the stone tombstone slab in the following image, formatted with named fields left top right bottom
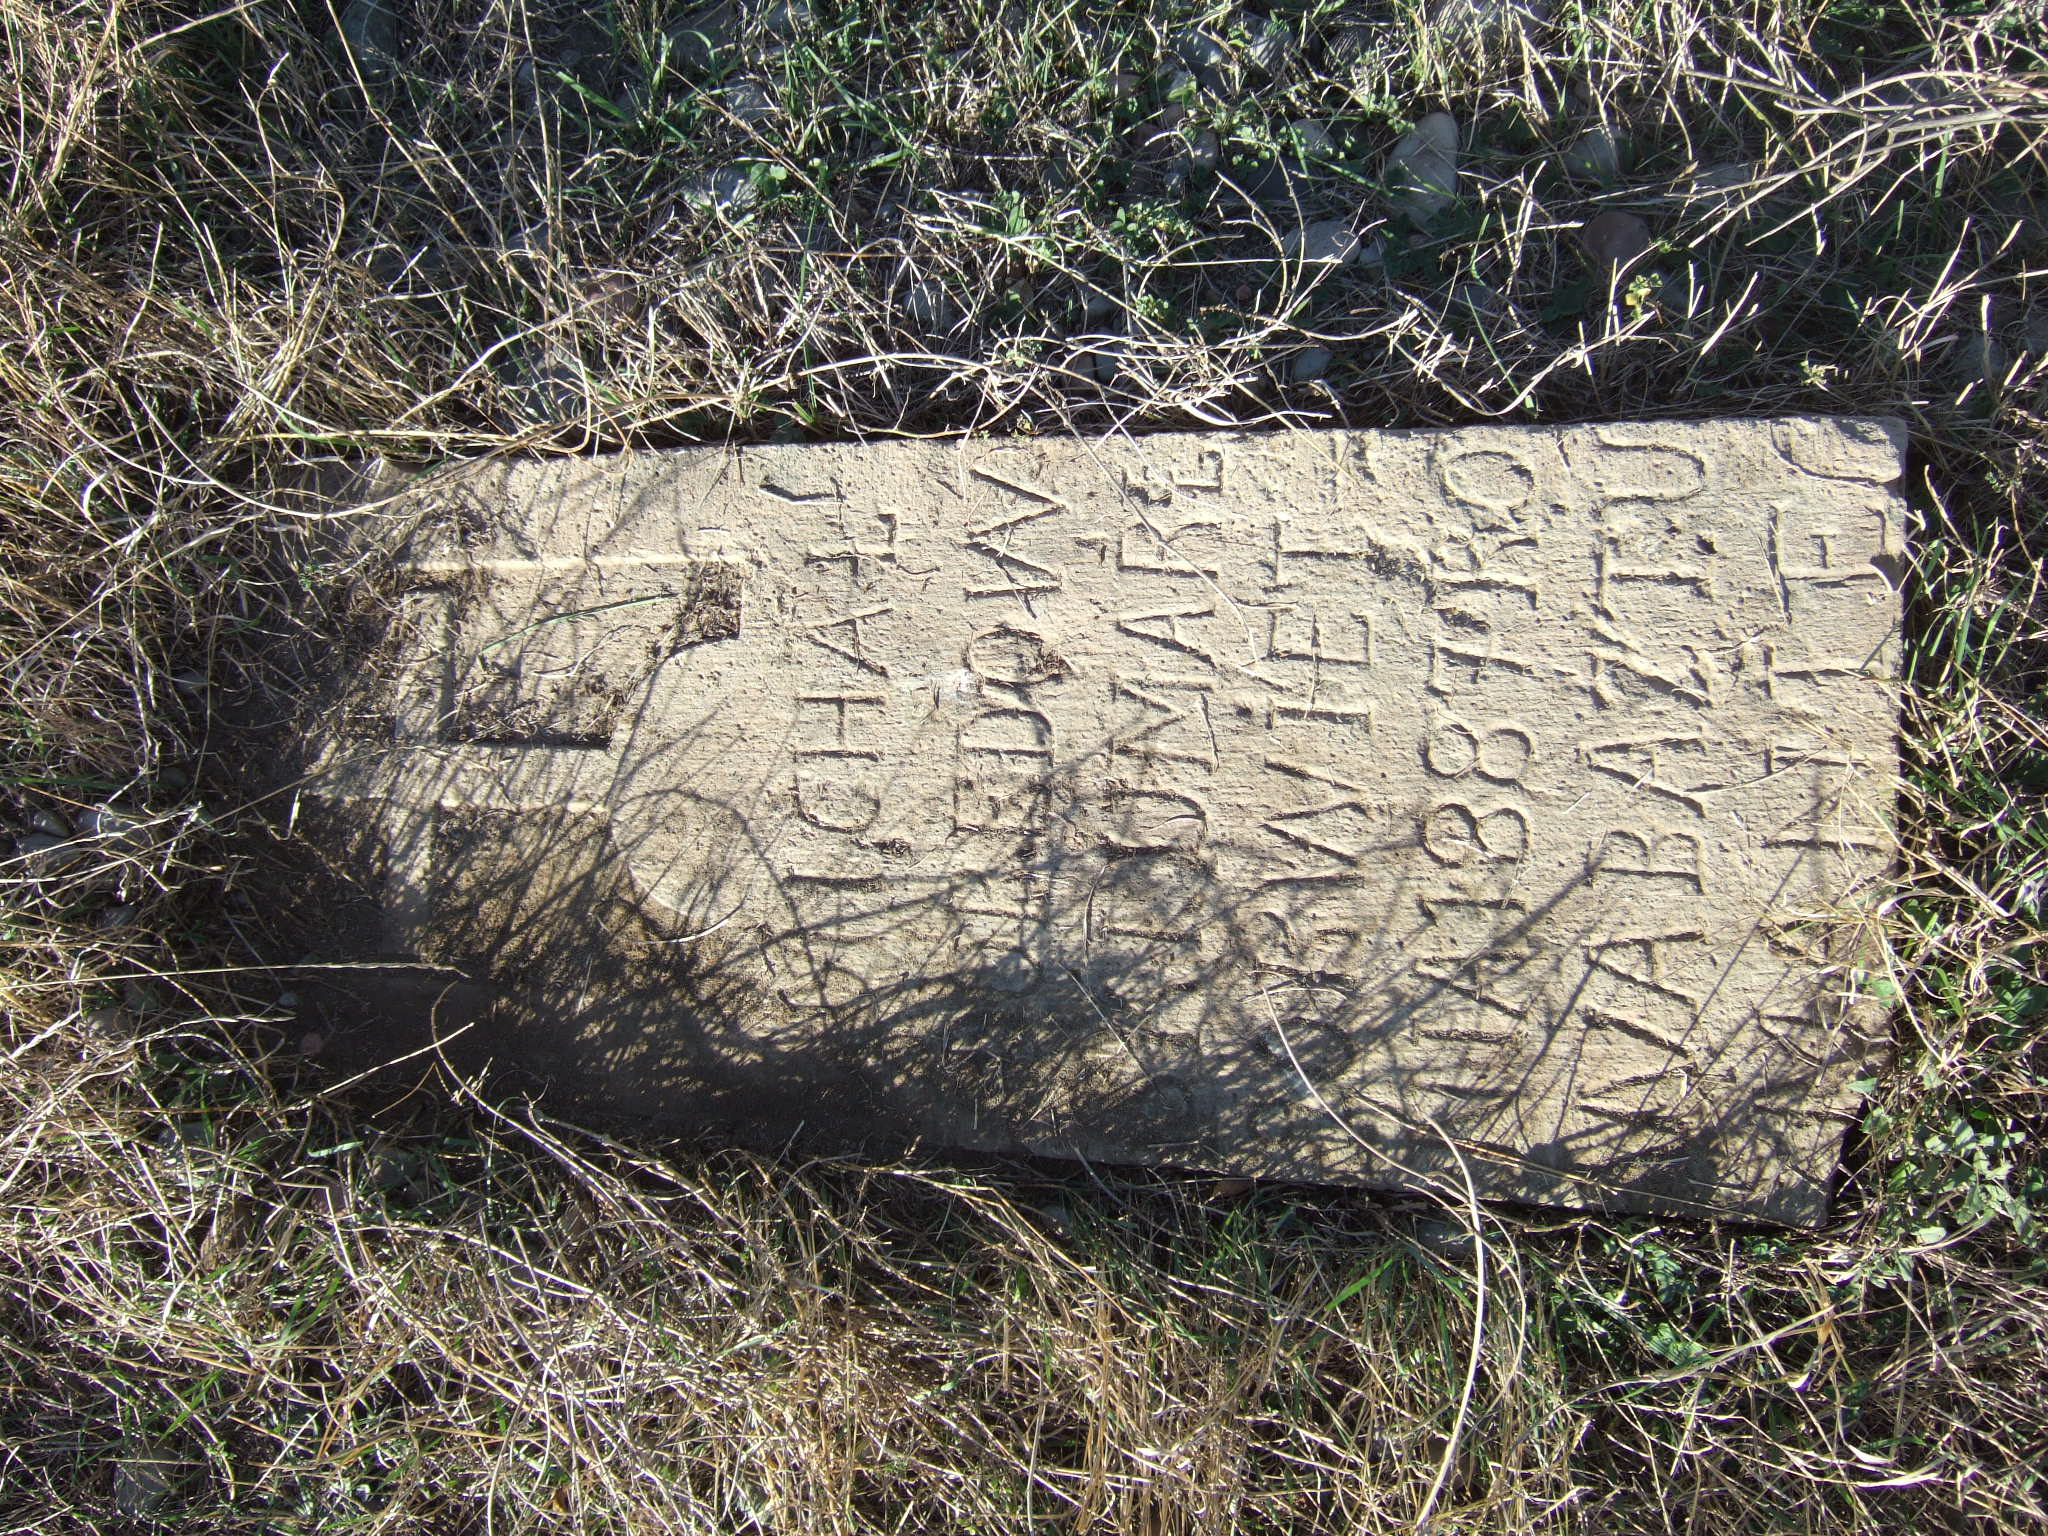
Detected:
left=308, top=418, right=1906, bottom=1222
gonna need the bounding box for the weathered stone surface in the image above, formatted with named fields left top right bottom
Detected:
left=1388, top=112, right=1460, bottom=225
left=302, top=418, right=1906, bottom=1222
left=1581, top=209, right=1653, bottom=269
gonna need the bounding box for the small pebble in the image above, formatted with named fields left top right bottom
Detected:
left=1387, top=111, right=1459, bottom=225
left=80, top=805, right=150, bottom=852
left=1327, top=16, right=1378, bottom=70
left=112, top=1449, right=176, bottom=1518
left=1079, top=338, right=1152, bottom=390
left=1580, top=209, right=1652, bottom=267
left=1563, top=123, right=1620, bottom=183
left=2021, top=308, right=2048, bottom=357
left=337, top=0, right=400, bottom=83
left=1425, top=0, right=1549, bottom=51
left=1688, top=161, right=1755, bottom=220
left=499, top=219, right=550, bottom=267
left=300, top=1029, right=326, bottom=1056
left=579, top=269, right=640, bottom=324
left=367, top=1144, right=418, bottom=1193
left=904, top=277, right=962, bottom=333
left=1287, top=119, right=1334, bottom=161
left=680, top=164, right=759, bottom=214
left=82, top=1005, right=132, bottom=1039
left=1290, top=346, right=1334, bottom=382
left=512, top=367, right=582, bottom=425
left=1244, top=13, right=1292, bottom=74
left=1281, top=218, right=1362, bottom=265
left=1454, top=279, right=1508, bottom=316
left=13, top=831, right=75, bottom=872
left=1162, top=65, right=1203, bottom=108
left=719, top=77, right=777, bottom=124
left=1234, top=154, right=1297, bottom=207
left=1104, top=70, right=1140, bottom=102
left=758, top=0, right=810, bottom=39
left=1171, top=26, right=1228, bottom=72
left=28, top=810, right=69, bottom=837
left=1077, top=342, right=1118, bottom=384
left=1186, top=128, right=1221, bottom=174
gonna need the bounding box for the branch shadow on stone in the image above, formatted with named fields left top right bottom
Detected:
left=278, top=701, right=1869, bottom=1224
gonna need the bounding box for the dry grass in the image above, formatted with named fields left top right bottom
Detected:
left=2, top=0, right=2046, bottom=1529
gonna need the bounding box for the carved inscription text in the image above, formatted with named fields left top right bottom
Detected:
left=313, top=419, right=1907, bottom=1222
